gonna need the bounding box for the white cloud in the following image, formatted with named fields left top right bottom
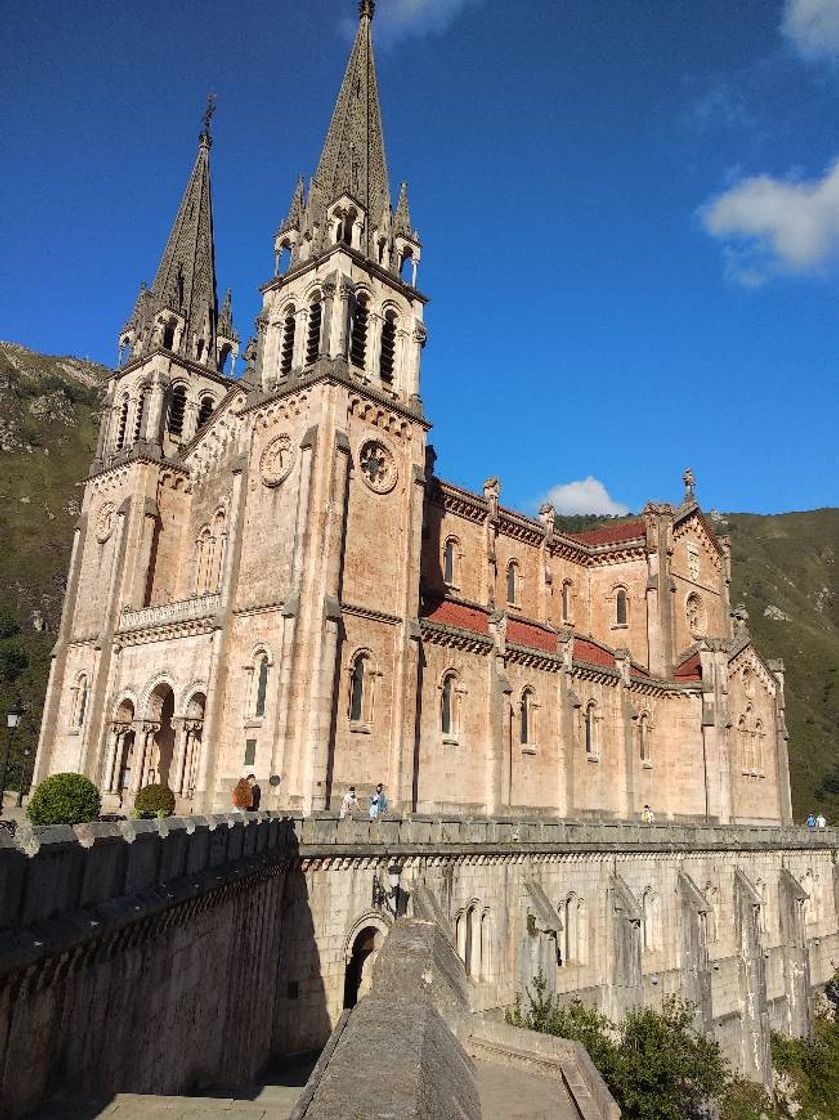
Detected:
left=540, top=478, right=630, bottom=517
left=700, top=158, right=839, bottom=284
left=782, top=0, right=839, bottom=60
left=343, top=0, right=480, bottom=45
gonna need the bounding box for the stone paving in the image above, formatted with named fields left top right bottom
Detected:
left=28, top=1055, right=315, bottom=1120
left=473, top=1059, right=577, bottom=1120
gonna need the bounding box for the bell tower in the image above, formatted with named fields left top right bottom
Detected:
left=257, top=0, right=427, bottom=411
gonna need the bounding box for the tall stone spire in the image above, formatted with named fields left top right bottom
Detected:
left=305, top=0, right=391, bottom=258
left=119, top=96, right=234, bottom=372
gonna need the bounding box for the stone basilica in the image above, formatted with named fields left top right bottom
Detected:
left=35, top=1, right=792, bottom=825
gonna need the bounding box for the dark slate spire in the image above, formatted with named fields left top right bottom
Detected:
left=120, top=96, right=227, bottom=370
left=393, top=180, right=415, bottom=239
left=306, top=0, right=390, bottom=257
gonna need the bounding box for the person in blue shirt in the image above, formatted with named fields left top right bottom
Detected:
left=806, top=813, right=817, bottom=832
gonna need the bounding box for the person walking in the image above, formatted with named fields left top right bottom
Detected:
left=247, top=774, right=261, bottom=812
left=369, top=783, right=387, bottom=820
left=340, top=786, right=359, bottom=819
left=806, top=812, right=817, bottom=832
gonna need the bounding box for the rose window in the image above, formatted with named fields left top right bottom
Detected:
left=358, top=439, right=396, bottom=494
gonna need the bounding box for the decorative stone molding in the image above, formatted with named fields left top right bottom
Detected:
left=358, top=438, right=397, bottom=494
left=120, top=593, right=221, bottom=633
left=259, top=433, right=294, bottom=487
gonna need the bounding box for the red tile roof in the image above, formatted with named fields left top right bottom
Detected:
left=573, top=637, right=616, bottom=668
left=567, top=519, right=646, bottom=547
left=421, top=599, right=490, bottom=635
left=507, top=618, right=558, bottom=653
left=674, top=651, right=702, bottom=681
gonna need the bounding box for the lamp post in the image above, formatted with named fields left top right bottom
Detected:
left=0, top=700, right=24, bottom=815
left=15, top=747, right=32, bottom=808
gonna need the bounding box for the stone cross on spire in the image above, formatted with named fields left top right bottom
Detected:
left=359, top=0, right=375, bottom=19
left=199, top=91, right=217, bottom=148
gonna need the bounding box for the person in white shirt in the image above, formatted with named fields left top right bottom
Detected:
left=339, top=786, right=359, bottom=819
left=816, top=812, right=827, bottom=829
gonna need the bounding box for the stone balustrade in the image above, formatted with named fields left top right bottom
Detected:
left=119, top=592, right=221, bottom=631
left=1, top=812, right=836, bottom=939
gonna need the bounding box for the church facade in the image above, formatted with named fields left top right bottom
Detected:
left=34, top=2, right=793, bottom=825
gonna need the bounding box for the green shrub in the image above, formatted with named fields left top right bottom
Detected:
left=133, top=783, right=175, bottom=818
left=720, top=1079, right=780, bottom=1120
left=508, top=977, right=729, bottom=1120
left=771, top=996, right=839, bottom=1120
left=27, top=772, right=101, bottom=826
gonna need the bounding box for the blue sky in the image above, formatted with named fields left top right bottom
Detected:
left=2, top=0, right=838, bottom=516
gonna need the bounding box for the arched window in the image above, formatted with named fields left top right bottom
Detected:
left=638, top=712, right=651, bottom=764
left=196, top=339, right=205, bottom=363
left=350, top=295, right=369, bottom=369
left=195, top=526, right=213, bottom=594
left=277, top=242, right=292, bottom=275
left=615, top=588, right=628, bottom=627
left=379, top=311, right=397, bottom=384
left=738, top=715, right=750, bottom=771
left=197, top=396, right=214, bottom=430
left=349, top=652, right=374, bottom=725
left=441, top=671, right=459, bottom=739
left=754, top=719, right=764, bottom=772
left=520, top=688, right=535, bottom=748
left=168, top=384, right=187, bottom=437
left=162, top=320, right=176, bottom=350
left=219, top=344, right=232, bottom=375
left=562, top=894, right=587, bottom=965
left=506, top=560, right=520, bottom=606
left=132, top=386, right=148, bottom=444
left=306, top=297, right=322, bottom=365
left=686, top=592, right=705, bottom=638
left=642, top=888, right=661, bottom=952
left=443, top=537, right=458, bottom=587
left=480, top=909, right=492, bottom=981
left=254, top=654, right=269, bottom=718
left=73, top=674, right=89, bottom=728
left=280, top=309, right=296, bottom=376
left=338, top=209, right=356, bottom=246
left=115, top=393, right=130, bottom=451
left=399, top=248, right=413, bottom=283
left=584, top=701, right=597, bottom=758
left=210, top=509, right=226, bottom=589
left=561, top=580, right=572, bottom=624
left=466, top=902, right=481, bottom=977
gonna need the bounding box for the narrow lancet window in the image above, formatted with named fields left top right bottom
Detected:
left=281, top=311, right=296, bottom=376
left=168, top=384, right=187, bottom=436
left=254, top=656, right=269, bottom=718
left=350, top=656, right=365, bottom=722
left=306, top=299, right=322, bottom=365
left=115, top=394, right=130, bottom=451
left=132, top=387, right=148, bottom=443
left=379, top=311, right=396, bottom=383
left=350, top=297, right=368, bottom=369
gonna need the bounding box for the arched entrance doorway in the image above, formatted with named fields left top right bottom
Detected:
left=343, top=923, right=387, bottom=1009
left=146, top=682, right=175, bottom=786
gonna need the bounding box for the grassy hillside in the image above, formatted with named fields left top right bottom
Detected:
left=724, top=510, right=839, bottom=821
left=0, top=340, right=107, bottom=791
left=0, top=342, right=835, bottom=819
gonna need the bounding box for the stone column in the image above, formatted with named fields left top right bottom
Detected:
left=335, top=282, right=354, bottom=361
left=145, top=369, right=171, bottom=449
left=171, top=717, right=188, bottom=797
left=293, top=307, right=308, bottom=369
left=132, top=722, right=159, bottom=792
left=320, top=281, right=336, bottom=359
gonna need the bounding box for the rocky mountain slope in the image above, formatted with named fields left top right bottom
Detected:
left=0, top=341, right=835, bottom=818
left=0, top=340, right=107, bottom=789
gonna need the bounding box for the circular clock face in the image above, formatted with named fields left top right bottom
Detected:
left=95, top=501, right=116, bottom=543
left=358, top=439, right=397, bottom=494
left=260, top=434, right=294, bottom=487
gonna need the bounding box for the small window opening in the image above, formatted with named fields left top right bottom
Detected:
left=443, top=538, right=457, bottom=585
left=520, top=691, right=532, bottom=746
left=168, top=384, right=187, bottom=437
left=196, top=339, right=205, bottom=363
left=115, top=394, right=130, bottom=451
left=441, top=674, right=455, bottom=737
left=379, top=311, right=396, bottom=384
left=561, top=581, right=571, bottom=623
left=219, top=344, right=232, bottom=375
left=76, top=676, right=88, bottom=728
left=507, top=561, right=519, bottom=605
left=350, top=657, right=365, bottom=722
left=616, top=588, right=628, bottom=626
left=162, top=322, right=176, bottom=350
left=278, top=243, right=292, bottom=274
left=197, top=396, right=214, bottom=429
left=254, top=656, right=269, bottom=718
left=132, top=387, right=148, bottom=443
left=306, top=299, right=322, bottom=365
left=281, top=311, right=296, bottom=376
left=585, top=703, right=596, bottom=756
left=399, top=249, right=413, bottom=282
left=350, top=297, right=368, bottom=369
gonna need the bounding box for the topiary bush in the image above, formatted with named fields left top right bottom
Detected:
left=27, top=772, right=101, bottom=826
left=133, top=783, right=176, bottom=818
